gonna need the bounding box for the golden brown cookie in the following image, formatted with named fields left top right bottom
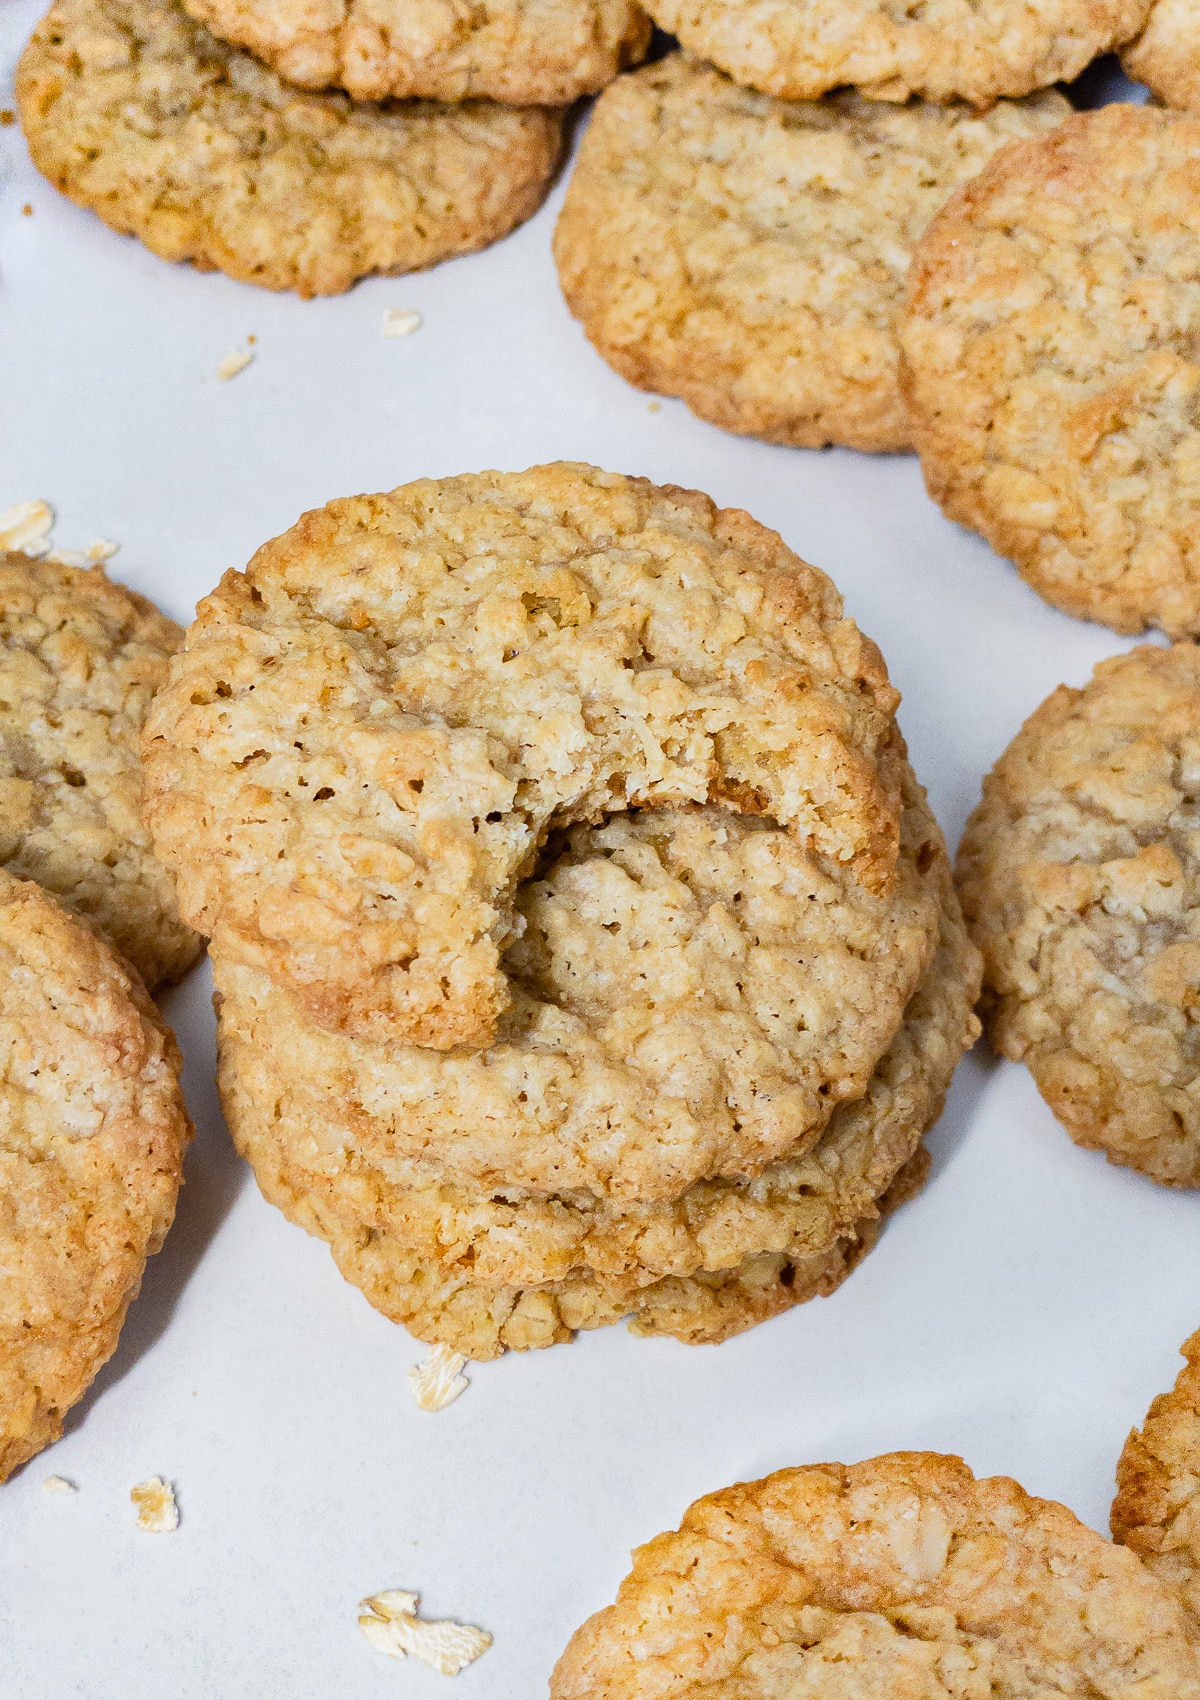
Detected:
left=900, top=105, right=1200, bottom=638
left=1122, top=0, right=1200, bottom=110
left=1113, top=1328, right=1200, bottom=1632
left=0, top=552, right=202, bottom=991
left=180, top=0, right=651, bottom=103
left=551, top=1453, right=1200, bottom=1699
left=214, top=828, right=977, bottom=1354
left=0, top=872, right=191, bottom=1482
left=957, top=643, right=1200, bottom=1188
left=642, top=0, right=1149, bottom=103
left=554, top=57, right=1069, bottom=453
left=211, top=773, right=950, bottom=1203
left=143, top=463, right=906, bottom=1061
left=16, top=0, right=565, bottom=298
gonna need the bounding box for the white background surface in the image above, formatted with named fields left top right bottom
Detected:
left=0, top=13, right=1196, bottom=1694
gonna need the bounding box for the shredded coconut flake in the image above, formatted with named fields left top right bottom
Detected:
left=0, top=499, right=55, bottom=556
left=381, top=308, right=422, bottom=338
left=42, top=1475, right=76, bottom=1493
left=131, top=1476, right=179, bottom=1532
left=359, top=1590, right=491, bottom=1676
left=217, top=349, right=254, bottom=381
left=408, top=1344, right=469, bottom=1411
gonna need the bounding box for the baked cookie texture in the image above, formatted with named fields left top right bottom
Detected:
left=0, top=553, right=202, bottom=992
left=213, top=790, right=978, bottom=1313
left=957, top=644, right=1200, bottom=1188
left=143, top=464, right=906, bottom=1060
left=642, top=0, right=1149, bottom=103
left=211, top=777, right=948, bottom=1203
left=1112, top=1327, right=1200, bottom=1632
left=900, top=105, right=1200, bottom=639
left=1123, top=0, right=1200, bottom=110
left=0, top=872, right=191, bottom=1482
left=550, top=1453, right=1200, bottom=1699
left=554, top=58, right=1068, bottom=454
left=180, top=0, right=651, bottom=104
left=16, top=0, right=565, bottom=299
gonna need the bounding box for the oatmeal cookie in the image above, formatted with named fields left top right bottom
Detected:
left=16, top=0, right=565, bottom=299
left=901, top=105, right=1200, bottom=638
left=180, top=0, right=650, bottom=104
left=0, top=553, right=202, bottom=991
left=957, top=644, right=1200, bottom=1188
left=551, top=1453, right=1200, bottom=1699
left=643, top=0, right=1148, bottom=103
left=1123, top=0, right=1200, bottom=110
left=215, top=796, right=977, bottom=1267
left=1112, top=1328, right=1200, bottom=1632
left=143, top=463, right=906, bottom=1057
left=554, top=57, right=1069, bottom=452
left=0, top=872, right=191, bottom=1482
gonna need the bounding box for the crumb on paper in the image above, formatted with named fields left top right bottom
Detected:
left=131, top=1477, right=179, bottom=1532
left=647, top=400, right=662, bottom=413
left=42, top=1475, right=76, bottom=1494
left=381, top=308, right=422, bottom=339
left=247, top=333, right=257, bottom=345
left=216, top=348, right=254, bottom=382
left=21, top=204, right=32, bottom=216
left=358, top=1590, right=491, bottom=1677
left=0, top=111, right=14, bottom=126
left=408, top=1344, right=469, bottom=1411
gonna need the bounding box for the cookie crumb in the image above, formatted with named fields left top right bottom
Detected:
left=131, top=1476, right=179, bottom=1532
left=0, top=500, right=55, bottom=556
left=408, top=1344, right=469, bottom=1411
left=21, top=204, right=32, bottom=216
left=358, top=1590, right=491, bottom=1676
left=216, top=349, right=254, bottom=382
left=381, top=308, right=422, bottom=338
left=42, top=1475, right=76, bottom=1493
left=647, top=400, right=661, bottom=412
left=1, top=110, right=14, bottom=125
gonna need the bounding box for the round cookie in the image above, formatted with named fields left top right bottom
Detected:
left=642, top=0, right=1149, bottom=104
left=0, top=871, right=191, bottom=1482
left=180, top=0, right=651, bottom=104
left=16, top=0, right=565, bottom=299
left=554, top=56, right=1069, bottom=452
left=1113, top=1327, right=1200, bottom=1632
left=957, top=643, right=1200, bottom=1188
left=143, top=463, right=907, bottom=1057
left=551, top=1453, right=1200, bottom=1700
left=1123, top=0, right=1200, bottom=111
left=211, top=776, right=947, bottom=1203
left=0, top=552, right=202, bottom=992
left=900, top=105, right=1200, bottom=638
left=214, top=791, right=978, bottom=1274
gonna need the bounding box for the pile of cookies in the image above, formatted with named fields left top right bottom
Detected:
left=14, top=0, right=650, bottom=297
left=0, top=547, right=199, bottom=1479
left=141, top=461, right=982, bottom=1359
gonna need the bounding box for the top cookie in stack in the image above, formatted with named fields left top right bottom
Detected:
left=17, top=0, right=646, bottom=295
left=142, top=462, right=981, bottom=1358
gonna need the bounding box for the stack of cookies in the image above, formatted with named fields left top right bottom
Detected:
left=15, top=0, right=651, bottom=296
left=142, top=461, right=982, bottom=1359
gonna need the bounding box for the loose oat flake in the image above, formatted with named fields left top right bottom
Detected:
left=216, top=348, right=254, bottom=381
left=0, top=499, right=55, bottom=556
left=359, top=1590, right=491, bottom=1676
left=42, top=1475, right=76, bottom=1494
left=408, top=1344, right=469, bottom=1411
left=131, top=1476, right=179, bottom=1532
left=381, top=308, right=422, bottom=338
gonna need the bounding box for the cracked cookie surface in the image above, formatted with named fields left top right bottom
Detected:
left=0, top=553, right=201, bottom=991
left=181, top=0, right=650, bottom=104
left=901, top=106, right=1200, bottom=638
left=958, top=643, right=1200, bottom=1187
left=0, top=872, right=191, bottom=1481
left=144, top=463, right=906, bottom=1066
left=17, top=0, right=564, bottom=298
left=550, top=1452, right=1200, bottom=1699
left=555, top=57, right=1068, bottom=454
